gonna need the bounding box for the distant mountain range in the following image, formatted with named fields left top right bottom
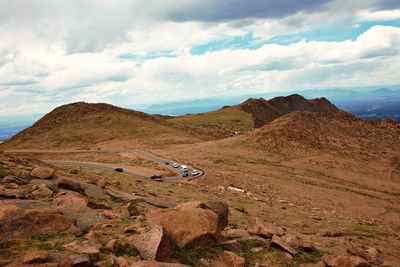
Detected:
left=140, top=87, right=400, bottom=122
left=0, top=87, right=399, bottom=141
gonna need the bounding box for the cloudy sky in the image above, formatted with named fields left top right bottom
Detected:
left=0, top=0, right=399, bottom=118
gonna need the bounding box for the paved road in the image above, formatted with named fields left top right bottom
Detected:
left=5, top=148, right=203, bottom=182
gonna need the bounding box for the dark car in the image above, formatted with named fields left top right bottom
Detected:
left=182, top=172, right=189, bottom=177
left=114, top=168, right=124, bottom=172
left=164, top=161, right=170, bottom=165
left=150, top=174, right=162, bottom=179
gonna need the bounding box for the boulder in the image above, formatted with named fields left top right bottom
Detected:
left=105, top=239, right=118, bottom=252
left=213, top=251, right=245, bottom=267
left=31, top=167, right=55, bottom=179
left=222, top=229, right=250, bottom=239
left=56, top=178, right=81, bottom=192
left=175, top=201, right=228, bottom=235
left=50, top=252, right=91, bottom=266
left=322, top=254, right=369, bottom=267
left=199, top=201, right=228, bottom=234
left=270, top=235, right=297, bottom=255
left=32, top=184, right=53, bottom=198
left=128, top=225, right=175, bottom=261
left=22, top=251, right=49, bottom=264
left=251, top=218, right=285, bottom=238
left=1, top=175, right=27, bottom=185
left=53, top=192, right=88, bottom=210
left=0, top=205, right=80, bottom=240
left=64, top=240, right=102, bottom=254
left=147, top=207, right=219, bottom=248
left=0, top=186, right=29, bottom=199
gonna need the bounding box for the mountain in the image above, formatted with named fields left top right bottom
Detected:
left=241, top=111, right=400, bottom=157
left=1, top=102, right=201, bottom=149
left=169, top=94, right=340, bottom=138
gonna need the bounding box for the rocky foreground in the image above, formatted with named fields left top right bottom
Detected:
left=0, top=152, right=393, bottom=266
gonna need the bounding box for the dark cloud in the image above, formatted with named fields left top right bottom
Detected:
left=374, top=0, right=400, bottom=10
left=165, top=0, right=334, bottom=22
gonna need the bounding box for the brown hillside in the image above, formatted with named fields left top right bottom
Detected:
left=244, top=111, right=400, bottom=157
left=1, top=102, right=201, bottom=149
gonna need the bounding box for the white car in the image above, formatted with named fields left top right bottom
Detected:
left=180, top=165, right=189, bottom=172
left=172, top=163, right=179, bottom=168
left=192, top=169, right=199, bottom=176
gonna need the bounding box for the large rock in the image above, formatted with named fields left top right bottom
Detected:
left=0, top=204, right=81, bottom=240
left=31, top=167, right=55, bottom=179
left=270, top=235, right=297, bottom=255
left=31, top=184, right=53, bottom=198
left=64, top=240, right=102, bottom=254
left=175, top=201, right=228, bottom=234
left=322, top=254, right=369, bottom=267
left=251, top=218, right=285, bottom=238
left=128, top=225, right=175, bottom=261
left=22, top=251, right=49, bottom=264
left=147, top=206, right=219, bottom=248
left=53, top=192, right=88, bottom=210
left=56, top=177, right=82, bottom=192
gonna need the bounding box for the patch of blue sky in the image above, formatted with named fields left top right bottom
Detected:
left=190, top=33, right=264, bottom=55
left=189, top=20, right=400, bottom=55
left=117, top=50, right=176, bottom=62
left=268, top=20, right=400, bottom=45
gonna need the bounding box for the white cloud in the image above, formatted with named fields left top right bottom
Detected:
left=0, top=1, right=399, bottom=117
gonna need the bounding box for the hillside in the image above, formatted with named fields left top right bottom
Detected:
left=1, top=102, right=201, bottom=149
left=169, top=94, right=340, bottom=138
left=243, top=111, right=400, bottom=157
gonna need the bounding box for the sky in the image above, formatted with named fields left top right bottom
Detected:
left=0, top=0, right=399, bottom=118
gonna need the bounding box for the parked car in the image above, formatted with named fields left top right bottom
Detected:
left=114, top=168, right=124, bottom=172
left=192, top=169, right=199, bottom=176
left=165, top=161, right=170, bottom=165
left=172, top=163, right=179, bottom=168
left=182, top=172, right=189, bottom=177
left=180, top=165, right=189, bottom=172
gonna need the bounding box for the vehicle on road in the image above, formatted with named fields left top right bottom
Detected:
left=192, top=169, right=199, bottom=176
left=172, top=163, right=179, bottom=168
left=182, top=172, right=189, bottom=177
left=165, top=161, right=169, bottom=165
left=150, top=174, right=163, bottom=181
left=150, top=174, right=162, bottom=179
left=180, top=165, right=189, bottom=172
left=114, top=168, right=124, bottom=172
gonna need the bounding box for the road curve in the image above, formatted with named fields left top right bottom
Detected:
left=5, top=148, right=203, bottom=182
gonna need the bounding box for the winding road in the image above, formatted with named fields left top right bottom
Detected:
left=5, top=148, right=203, bottom=182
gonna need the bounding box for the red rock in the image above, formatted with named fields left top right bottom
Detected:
left=32, top=184, right=53, bottom=198
left=222, top=229, right=250, bottom=238
left=22, top=251, right=49, bottom=264
left=56, top=178, right=82, bottom=192
left=213, top=251, right=245, bottom=267
left=105, top=239, right=118, bottom=252
left=31, top=167, right=55, bottom=179
left=53, top=192, right=88, bottom=209
left=128, top=225, right=175, bottom=261
left=64, top=240, right=102, bottom=254
left=0, top=205, right=80, bottom=240
left=251, top=218, right=285, bottom=238
left=270, top=235, right=297, bottom=255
